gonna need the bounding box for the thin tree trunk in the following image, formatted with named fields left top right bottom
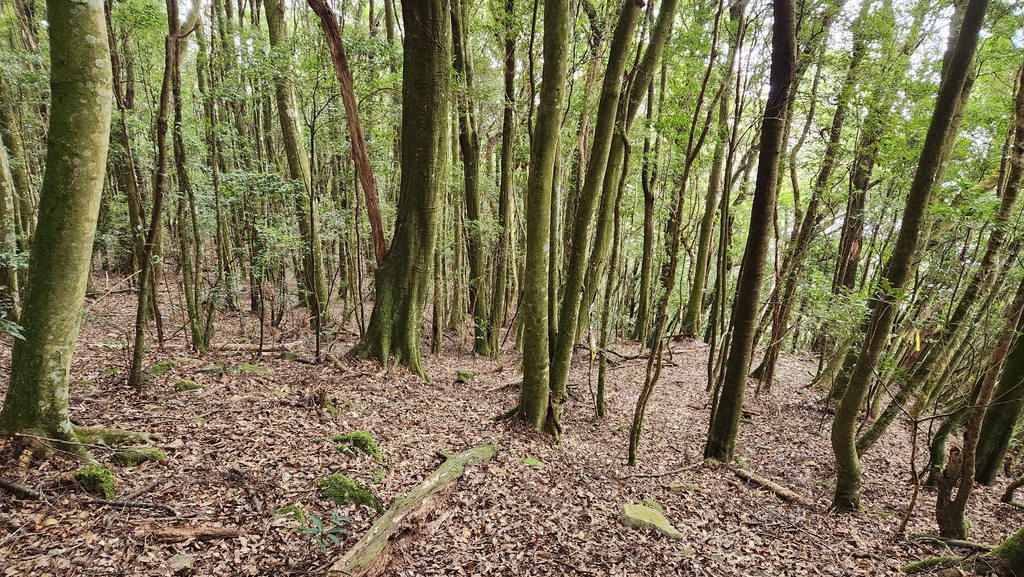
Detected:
left=703, top=0, right=796, bottom=462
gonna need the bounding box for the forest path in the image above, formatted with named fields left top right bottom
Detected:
left=0, top=280, right=1021, bottom=576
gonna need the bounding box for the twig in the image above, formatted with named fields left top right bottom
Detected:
left=79, top=496, right=178, bottom=515
left=735, top=468, right=814, bottom=507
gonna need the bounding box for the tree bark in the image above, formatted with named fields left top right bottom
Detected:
left=517, top=0, right=568, bottom=430
left=349, top=0, right=451, bottom=379
left=0, top=0, right=112, bottom=442
left=703, top=0, right=796, bottom=462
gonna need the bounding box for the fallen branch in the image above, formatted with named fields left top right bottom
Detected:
left=0, top=477, right=48, bottom=501
left=911, top=534, right=994, bottom=552
left=735, top=468, right=814, bottom=507
left=328, top=444, right=497, bottom=577
left=150, top=524, right=244, bottom=542
left=80, top=496, right=177, bottom=515
left=149, top=340, right=303, bottom=352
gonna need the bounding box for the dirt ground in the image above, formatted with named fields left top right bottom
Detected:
left=1, top=274, right=1022, bottom=576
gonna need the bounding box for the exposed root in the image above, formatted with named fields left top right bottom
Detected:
left=71, top=425, right=159, bottom=446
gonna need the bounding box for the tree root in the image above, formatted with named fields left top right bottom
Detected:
left=911, top=533, right=994, bottom=552
left=71, top=425, right=159, bottom=446
left=901, top=556, right=962, bottom=574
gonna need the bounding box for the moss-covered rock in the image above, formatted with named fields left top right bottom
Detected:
left=112, top=446, right=168, bottom=467
left=620, top=503, right=681, bottom=539
left=333, top=431, right=383, bottom=462
left=456, top=370, right=474, bottom=384
left=175, top=379, right=205, bottom=392
left=316, top=473, right=383, bottom=512
left=146, top=360, right=175, bottom=376
left=72, top=464, right=116, bottom=499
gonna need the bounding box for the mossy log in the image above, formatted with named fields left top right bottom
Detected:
left=327, top=444, right=496, bottom=577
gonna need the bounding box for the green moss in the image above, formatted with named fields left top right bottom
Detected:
left=521, top=457, right=545, bottom=468
left=72, top=464, right=115, bottom=499
left=112, top=446, right=167, bottom=467
left=316, top=474, right=383, bottom=512
left=369, top=469, right=386, bottom=484
left=175, top=379, right=205, bottom=392
left=146, top=360, right=175, bottom=376
left=239, top=363, right=265, bottom=373
left=269, top=504, right=308, bottom=529
left=279, top=352, right=299, bottom=361
left=332, top=431, right=383, bottom=462
left=199, top=363, right=225, bottom=375
left=456, top=370, right=474, bottom=384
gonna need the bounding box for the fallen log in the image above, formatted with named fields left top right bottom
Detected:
left=328, top=444, right=497, bottom=577
left=735, top=468, right=814, bottom=507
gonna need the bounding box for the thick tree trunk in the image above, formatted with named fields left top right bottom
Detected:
left=349, top=0, right=451, bottom=379
left=829, top=0, right=989, bottom=511
left=703, top=0, right=795, bottom=462
left=0, top=0, right=112, bottom=441
left=517, top=0, right=568, bottom=430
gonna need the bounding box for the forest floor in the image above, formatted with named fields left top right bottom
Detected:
left=1, top=274, right=1023, bottom=576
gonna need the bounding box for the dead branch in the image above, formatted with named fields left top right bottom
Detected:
left=0, top=477, right=48, bottom=501
left=735, top=468, right=814, bottom=507
left=328, top=444, right=497, bottom=577
left=617, top=463, right=702, bottom=480
left=150, top=524, right=244, bottom=541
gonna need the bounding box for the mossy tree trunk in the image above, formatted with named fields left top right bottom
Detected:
left=0, top=0, right=112, bottom=441
left=548, top=0, right=642, bottom=437
left=0, top=82, right=35, bottom=247
left=858, top=61, right=1024, bottom=457
left=703, top=0, right=796, bottom=462
left=487, top=0, right=516, bottom=356
left=349, top=0, right=451, bottom=379
left=829, top=0, right=989, bottom=511
left=264, top=0, right=330, bottom=329
left=451, top=0, right=490, bottom=356
left=517, top=0, right=568, bottom=429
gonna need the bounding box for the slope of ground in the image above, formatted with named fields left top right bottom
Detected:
left=1, top=280, right=1021, bottom=576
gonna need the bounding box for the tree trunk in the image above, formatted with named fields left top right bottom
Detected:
left=703, top=0, right=795, bottom=462
left=264, top=0, right=330, bottom=328
left=0, top=0, right=112, bottom=442
left=349, top=0, right=451, bottom=379
left=0, top=83, right=35, bottom=246
left=829, top=0, right=989, bottom=511
left=517, top=0, right=568, bottom=430
left=549, top=0, right=643, bottom=437
left=0, top=137, right=20, bottom=322
left=487, top=0, right=516, bottom=356
left=450, top=0, right=490, bottom=356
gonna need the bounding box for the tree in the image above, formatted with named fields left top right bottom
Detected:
left=350, top=0, right=451, bottom=379
left=703, top=0, right=796, bottom=462
left=829, top=0, right=989, bottom=511
left=516, top=0, right=569, bottom=430
left=0, top=0, right=148, bottom=456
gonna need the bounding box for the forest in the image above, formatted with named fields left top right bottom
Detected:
left=1, top=0, right=1024, bottom=574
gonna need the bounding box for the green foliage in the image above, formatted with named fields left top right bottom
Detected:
left=316, top=473, right=383, bottom=512
left=332, top=431, right=383, bottom=462
left=72, top=465, right=116, bottom=499
left=304, top=510, right=352, bottom=553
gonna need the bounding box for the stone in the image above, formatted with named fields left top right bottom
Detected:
left=168, top=554, right=194, bottom=572
left=620, top=504, right=682, bottom=539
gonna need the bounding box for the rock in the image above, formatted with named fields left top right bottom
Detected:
left=168, top=554, right=194, bottom=572
left=455, top=370, right=474, bottom=384
left=620, top=504, right=682, bottom=539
